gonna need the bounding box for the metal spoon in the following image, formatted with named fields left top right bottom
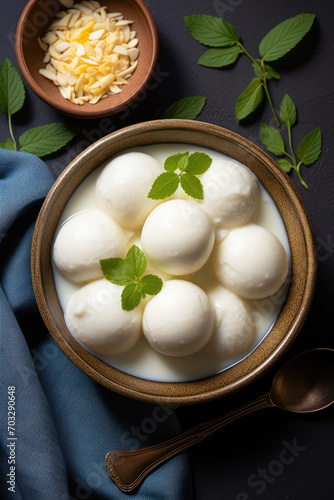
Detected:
left=105, top=348, right=334, bottom=493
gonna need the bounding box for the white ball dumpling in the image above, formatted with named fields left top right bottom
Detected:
left=143, top=280, right=214, bottom=357
left=208, top=286, right=256, bottom=358
left=141, top=199, right=215, bottom=275
left=66, top=279, right=142, bottom=356
left=52, top=210, right=128, bottom=284
left=95, top=151, right=163, bottom=229
left=214, top=224, right=289, bottom=299
left=198, top=159, right=260, bottom=228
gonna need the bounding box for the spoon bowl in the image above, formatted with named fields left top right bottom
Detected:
left=105, top=348, right=334, bottom=492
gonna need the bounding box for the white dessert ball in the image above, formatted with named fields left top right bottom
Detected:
left=141, top=199, right=215, bottom=275
left=214, top=224, right=289, bottom=299
left=143, top=280, right=214, bottom=357
left=66, top=279, right=142, bottom=356
left=95, top=151, right=163, bottom=229
left=53, top=210, right=128, bottom=284
left=198, top=159, right=260, bottom=228
left=208, top=286, right=256, bottom=358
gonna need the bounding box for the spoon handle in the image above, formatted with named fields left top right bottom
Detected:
left=105, top=393, right=272, bottom=492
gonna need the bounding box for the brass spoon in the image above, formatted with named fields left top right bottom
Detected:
left=105, top=348, right=334, bottom=493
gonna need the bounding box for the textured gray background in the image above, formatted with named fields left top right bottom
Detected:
left=1, top=0, right=333, bottom=498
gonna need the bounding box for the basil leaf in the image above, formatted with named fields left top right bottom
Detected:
left=259, top=13, right=315, bottom=62
left=180, top=173, right=204, bottom=199
left=276, top=159, right=293, bottom=173
left=19, top=123, right=77, bottom=157
left=261, top=124, right=285, bottom=156
left=0, top=58, right=25, bottom=116
left=164, top=152, right=188, bottom=172
left=185, top=152, right=212, bottom=175
left=147, top=172, right=179, bottom=200
left=0, top=138, right=15, bottom=150
left=161, top=96, right=206, bottom=120
left=125, top=245, right=147, bottom=279
left=184, top=15, right=239, bottom=47
left=235, top=78, right=263, bottom=122
left=121, top=283, right=142, bottom=311
left=198, top=46, right=241, bottom=68
left=297, top=127, right=322, bottom=166
left=141, top=274, right=163, bottom=296
left=100, top=257, right=135, bottom=286
left=280, top=94, right=297, bottom=128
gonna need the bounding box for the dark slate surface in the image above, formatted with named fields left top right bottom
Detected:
left=1, top=0, right=334, bottom=498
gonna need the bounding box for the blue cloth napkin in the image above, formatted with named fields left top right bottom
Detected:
left=0, top=149, right=193, bottom=500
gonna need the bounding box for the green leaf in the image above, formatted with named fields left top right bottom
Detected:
left=0, top=58, right=25, bottom=116
left=100, top=257, right=135, bottom=286
left=185, top=152, right=212, bottom=175
left=19, top=123, right=77, bottom=157
left=184, top=15, right=239, bottom=47
left=276, top=159, right=293, bottom=173
left=280, top=94, right=297, bottom=128
left=266, top=65, right=281, bottom=80
left=141, top=274, right=163, bottom=296
left=164, top=152, right=188, bottom=172
left=180, top=173, right=204, bottom=199
left=177, top=152, right=190, bottom=172
left=252, top=59, right=280, bottom=80
left=161, top=96, right=206, bottom=120
left=147, top=171, right=179, bottom=200
left=125, top=245, right=147, bottom=279
left=0, top=138, right=15, bottom=150
left=297, top=127, right=322, bottom=166
left=235, top=78, right=263, bottom=121
left=198, top=46, right=241, bottom=68
left=261, top=123, right=285, bottom=156
left=259, top=13, right=315, bottom=62
left=121, top=283, right=142, bottom=311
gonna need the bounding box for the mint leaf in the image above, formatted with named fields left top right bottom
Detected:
left=180, top=173, right=204, bottom=199
left=177, top=152, right=190, bottom=172
left=235, top=78, right=263, bottom=122
left=266, top=65, right=281, bottom=80
left=185, top=152, right=212, bottom=175
left=276, top=159, right=293, bottom=173
left=147, top=172, right=179, bottom=200
left=125, top=245, right=147, bottom=279
left=261, top=124, right=285, bottom=156
left=161, top=96, right=206, bottom=120
left=100, top=257, right=135, bottom=286
left=185, top=15, right=239, bottom=47
left=280, top=94, right=297, bottom=128
left=121, top=283, right=142, bottom=311
left=19, top=123, right=77, bottom=157
left=297, top=127, right=322, bottom=166
left=141, top=275, right=163, bottom=296
left=0, top=138, right=15, bottom=150
left=259, top=14, right=315, bottom=62
left=198, top=46, right=241, bottom=67
left=252, top=59, right=280, bottom=80
left=164, top=152, right=188, bottom=172
left=0, top=59, right=25, bottom=116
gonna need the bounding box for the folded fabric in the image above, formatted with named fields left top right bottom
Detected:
left=0, top=149, right=193, bottom=500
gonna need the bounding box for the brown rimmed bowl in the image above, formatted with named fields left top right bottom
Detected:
left=15, top=0, right=158, bottom=119
left=31, top=119, right=317, bottom=405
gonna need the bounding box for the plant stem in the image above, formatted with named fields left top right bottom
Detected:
left=8, top=112, right=17, bottom=150
left=262, top=77, right=280, bottom=127
left=296, top=161, right=308, bottom=189
left=237, top=42, right=257, bottom=65
left=287, top=123, right=297, bottom=165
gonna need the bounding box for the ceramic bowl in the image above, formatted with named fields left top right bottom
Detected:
left=15, top=0, right=159, bottom=119
left=31, top=119, right=317, bottom=404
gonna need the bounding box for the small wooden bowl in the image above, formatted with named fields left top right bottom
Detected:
left=31, top=120, right=317, bottom=405
left=15, top=0, right=159, bottom=118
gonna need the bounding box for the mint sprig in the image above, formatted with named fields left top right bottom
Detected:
left=261, top=94, right=322, bottom=189
left=100, top=245, right=163, bottom=311
left=148, top=151, right=212, bottom=200
left=0, top=58, right=78, bottom=157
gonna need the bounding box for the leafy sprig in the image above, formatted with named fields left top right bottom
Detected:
left=100, top=245, right=163, bottom=311
left=261, top=94, right=322, bottom=189
left=185, top=13, right=315, bottom=126
left=148, top=151, right=212, bottom=200
left=0, top=58, right=77, bottom=157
